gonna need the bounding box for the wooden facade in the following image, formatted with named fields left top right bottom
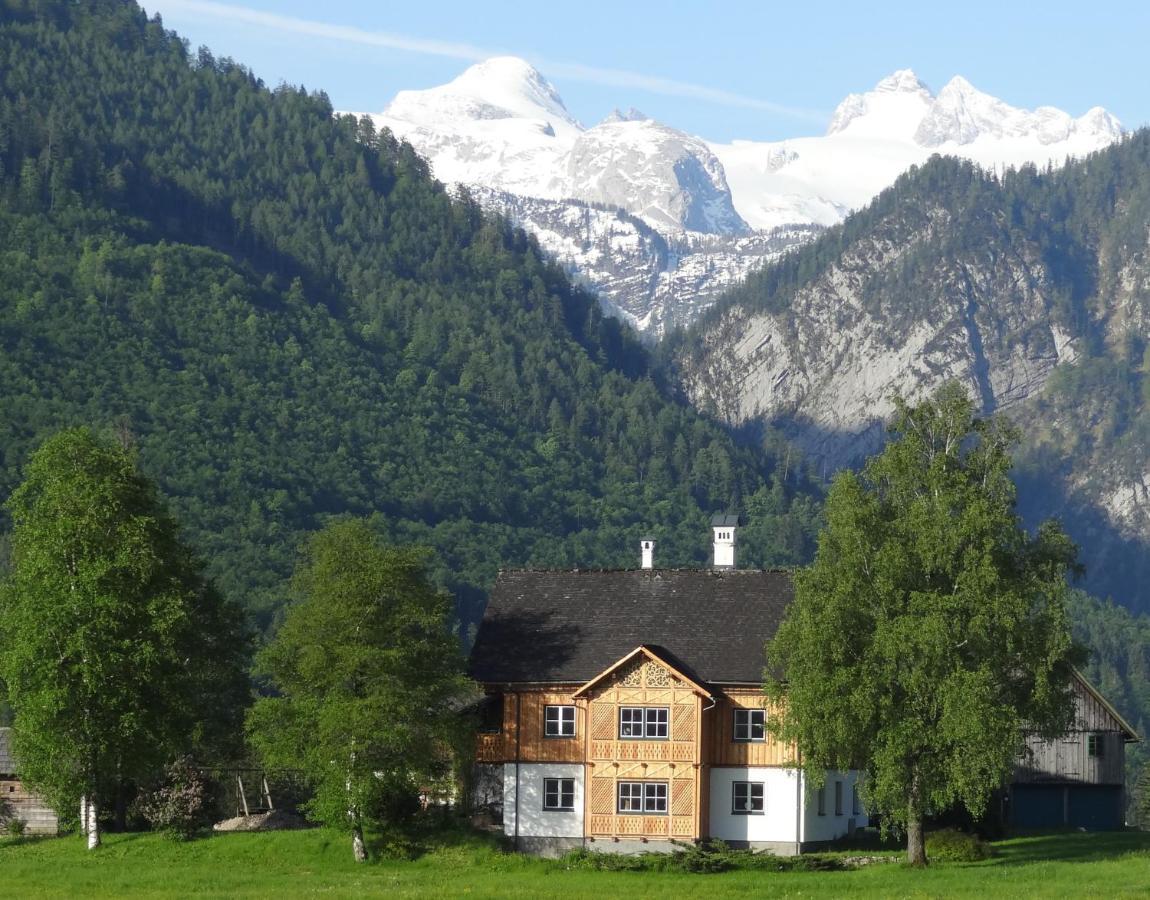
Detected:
left=1013, top=674, right=1137, bottom=787
left=474, top=646, right=804, bottom=846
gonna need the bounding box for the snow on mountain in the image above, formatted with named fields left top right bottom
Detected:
left=712, top=69, right=1124, bottom=230
left=356, top=60, right=1124, bottom=333
left=566, top=118, right=748, bottom=235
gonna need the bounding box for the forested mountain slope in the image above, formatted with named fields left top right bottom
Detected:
left=0, top=0, right=822, bottom=629
left=672, top=135, right=1150, bottom=613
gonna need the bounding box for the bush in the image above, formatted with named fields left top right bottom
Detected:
left=555, top=841, right=846, bottom=874
left=6, top=818, right=26, bottom=837
left=925, top=828, right=993, bottom=862
left=133, top=757, right=211, bottom=840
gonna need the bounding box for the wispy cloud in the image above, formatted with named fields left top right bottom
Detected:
left=154, top=0, right=826, bottom=123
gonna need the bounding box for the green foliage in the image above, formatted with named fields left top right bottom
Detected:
left=5, top=818, right=25, bottom=838
left=766, top=384, right=1082, bottom=861
left=0, top=428, right=250, bottom=840
left=555, top=842, right=845, bottom=874
left=246, top=519, right=469, bottom=855
left=924, top=829, right=993, bottom=862
left=0, top=0, right=820, bottom=630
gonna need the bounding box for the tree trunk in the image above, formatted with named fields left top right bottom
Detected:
left=86, top=796, right=101, bottom=850
left=351, top=825, right=367, bottom=863
left=907, top=775, right=926, bottom=866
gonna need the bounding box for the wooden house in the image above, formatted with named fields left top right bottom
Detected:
left=1007, top=673, right=1139, bottom=830
left=468, top=523, right=868, bottom=855
left=469, top=521, right=1140, bottom=854
left=0, top=728, right=59, bottom=835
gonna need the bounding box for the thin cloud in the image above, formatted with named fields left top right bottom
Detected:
left=154, top=0, right=826, bottom=123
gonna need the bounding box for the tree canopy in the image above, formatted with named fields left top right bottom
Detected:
left=246, top=519, right=469, bottom=861
left=765, top=384, right=1082, bottom=864
left=0, top=427, right=250, bottom=848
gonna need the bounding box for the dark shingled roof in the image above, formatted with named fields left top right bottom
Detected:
left=469, top=569, right=793, bottom=686
left=0, top=727, right=15, bottom=776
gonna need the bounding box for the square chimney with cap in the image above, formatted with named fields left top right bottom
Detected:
left=711, top=514, right=738, bottom=569
left=640, top=538, right=655, bottom=569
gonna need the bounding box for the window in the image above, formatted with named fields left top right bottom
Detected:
left=852, top=784, right=861, bottom=816
left=543, top=778, right=575, bottom=811
left=733, top=708, right=766, bottom=742
left=619, top=707, right=669, bottom=739
left=816, top=785, right=826, bottom=816
left=834, top=781, right=843, bottom=816
left=732, top=781, right=764, bottom=815
left=544, top=705, right=576, bottom=738
left=618, top=781, right=668, bottom=814
left=1087, top=734, right=1106, bottom=758
left=478, top=694, right=503, bottom=734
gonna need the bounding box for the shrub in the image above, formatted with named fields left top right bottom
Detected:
left=134, top=757, right=211, bottom=840
left=555, top=842, right=846, bottom=874
left=925, top=828, right=993, bottom=862
left=6, top=818, right=26, bottom=837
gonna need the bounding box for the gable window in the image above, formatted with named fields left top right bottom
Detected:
left=1087, top=734, right=1106, bottom=758
left=544, top=705, right=576, bottom=738
left=733, top=708, right=766, bottom=742
left=834, top=781, right=843, bottom=816
left=543, top=778, right=575, bottom=811
left=618, top=781, right=668, bottom=814
left=732, top=781, right=764, bottom=815
left=619, top=707, right=669, bottom=739
left=816, top=785, right=826, bottom=816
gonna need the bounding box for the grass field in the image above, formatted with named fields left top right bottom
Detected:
left=3, top=827, right=1149, bottom=898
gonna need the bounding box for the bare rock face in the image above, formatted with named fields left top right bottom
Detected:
left=565, top=119, right=749, bottom=236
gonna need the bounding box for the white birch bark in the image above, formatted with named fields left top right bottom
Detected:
left=86, top=796, right=100, bottom=849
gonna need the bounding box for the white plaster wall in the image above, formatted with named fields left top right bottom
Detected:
left=503, top=763, right=584, bottom=838
left=802, top=770, right=869, bottom=843
left=708, top=767, right=802, bottom=844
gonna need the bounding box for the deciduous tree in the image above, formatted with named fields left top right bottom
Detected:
left=0, top=427, right=250, bottom=849
left=246, top=519, right=469, bottom=862
left=766, top=384, right=1081, bottom=864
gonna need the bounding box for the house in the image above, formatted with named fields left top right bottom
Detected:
left=1007, top=674, right=1139, bottom=830
left=468, top=519, right=1140, bottom=854
left=0, top=727, right=59, bottom=835
left=467, top=520, right=868, bottom=855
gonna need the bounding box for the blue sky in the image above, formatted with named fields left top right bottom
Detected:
left=144, top=1, right=1148, bottom=143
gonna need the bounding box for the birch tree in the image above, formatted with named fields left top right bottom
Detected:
left=765, top=383, right=1081, bottom=865
left=0, top=428, right=250, bottom=848
left=246, top=519, right=468, bottom=862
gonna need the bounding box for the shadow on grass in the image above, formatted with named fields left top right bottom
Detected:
left=993, top=831, right=1150, bottom=865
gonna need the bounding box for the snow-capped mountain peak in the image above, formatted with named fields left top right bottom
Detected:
left=873, top=68, right=932, bottom=95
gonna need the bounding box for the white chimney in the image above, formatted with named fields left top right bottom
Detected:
left=712, top=515, right=738, bottom=569
left=640, top=538, right=655, bottom=570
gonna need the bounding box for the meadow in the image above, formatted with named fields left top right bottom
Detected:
left=3, top=828, right=1149, bottom=898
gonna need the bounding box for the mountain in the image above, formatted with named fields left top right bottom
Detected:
left=365, top=61, right=1123, bottom=336
left=0, top=1, right=824, bottom=628
left=670, top=134, right=1150, bottom=613
left=713, top=69, right=1124, bottom=230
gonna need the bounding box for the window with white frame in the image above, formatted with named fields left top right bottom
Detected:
left=816, top=785, right=826, bottom=816
left=834, top=780, right=843, bottom=816
left=619, top=706, right=669, bottom=739
left=733, top=708, right=766, bottom=742
left=543, top=777, right=575, bottom=811
left=544, top=705, right=576, bottom=738
left=852, top=783, right=861, bottom=816
left=732, top=781, right=764, bottom=815
left=617, top=781, right=668, bottom=814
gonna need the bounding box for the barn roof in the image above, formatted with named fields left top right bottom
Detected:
left=468, top=568, right=793, bottom=686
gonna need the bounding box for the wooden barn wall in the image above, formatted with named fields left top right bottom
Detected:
left=0, top=778, right=59, bottom=835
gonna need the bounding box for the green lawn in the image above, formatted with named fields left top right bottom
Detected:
left=3, top=828, right=1149, bottom=898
